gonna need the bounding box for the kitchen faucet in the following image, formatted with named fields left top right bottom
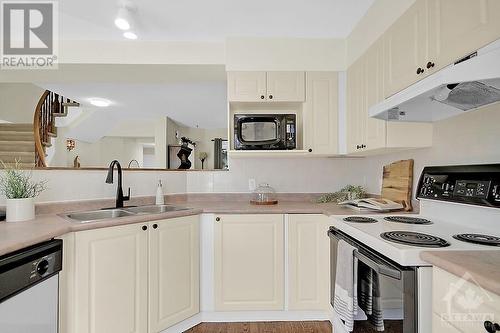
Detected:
left=106, top=160, right=130, bottom=208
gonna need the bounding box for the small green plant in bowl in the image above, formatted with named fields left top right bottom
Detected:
left=0, top=161, right=47, bottom=222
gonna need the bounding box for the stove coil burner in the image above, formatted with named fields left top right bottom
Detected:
left=384, top=216, right=433, bottom=225
left=453, top=234, right=500, bottom=247
left=343, top=216, right=378, bottom=223
left=381, top=231, right=450, bottom=248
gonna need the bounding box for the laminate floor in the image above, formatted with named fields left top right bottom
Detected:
left=184, top=321, right=332, bottom=333
left=184, top=320, right=403, bottom=333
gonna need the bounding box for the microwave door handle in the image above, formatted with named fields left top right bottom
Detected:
left=354, top=251, right=401, bottom=280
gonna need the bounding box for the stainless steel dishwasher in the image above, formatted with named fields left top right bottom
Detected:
left=0, top=239, right=62, bottom=333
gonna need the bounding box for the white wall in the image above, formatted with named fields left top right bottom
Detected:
left=361, top=104, right=500, bottom=196
left=0, top=83, right=44, bottom=123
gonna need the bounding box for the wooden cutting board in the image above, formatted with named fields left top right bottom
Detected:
left=381, top=159, right=414, bottom=211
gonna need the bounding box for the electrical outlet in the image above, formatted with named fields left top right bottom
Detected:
left=248, top=178, right=256, bottom=191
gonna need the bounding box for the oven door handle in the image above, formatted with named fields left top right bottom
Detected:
left=354, top=251, right=401, bottom=280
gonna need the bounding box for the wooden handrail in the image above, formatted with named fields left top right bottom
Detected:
left=33, top=90, right=50, bottom=167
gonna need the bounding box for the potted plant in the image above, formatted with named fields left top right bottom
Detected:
left=0, top=162, right=47, bottom=222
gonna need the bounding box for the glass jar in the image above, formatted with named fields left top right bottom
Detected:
left=251, top=183, right=278, bottom=205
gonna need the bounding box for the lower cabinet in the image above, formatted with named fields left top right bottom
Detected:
left=214, top=214, right=284, bottom=311
left=288, top=214, right=330, bottom=311
left=65, top=215, right=199, bottom=333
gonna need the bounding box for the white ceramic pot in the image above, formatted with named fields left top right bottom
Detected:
left=6, top=197, right=35, bottom=222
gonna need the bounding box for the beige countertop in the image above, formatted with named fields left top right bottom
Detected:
left=421, top=250, right=500, bottom=296
left=0, top=197, right=400, bottom=257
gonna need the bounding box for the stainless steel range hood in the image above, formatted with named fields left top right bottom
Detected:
left=369, top=39, right=500, bottom=122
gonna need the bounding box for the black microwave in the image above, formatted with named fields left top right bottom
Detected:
left=234, top=114, right=296, bottom=150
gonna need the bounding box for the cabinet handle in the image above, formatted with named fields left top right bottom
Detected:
left=215, top=217, right=221, bottom=222
left=426, top=61, right=435, bottom=69
left=153, top=224, right=158, bottom=229
left=308, top=148, right=313, bottom=153
left=356, top=145, right=361, bottom=150
left=260, top=95, right=265, bottom=100
left=268, top=95, right=273, bottom=100
left=142, top=225, right=147, bottom=231
left=484, top=321, right=500, bottom=333
left=416, top=67, right=425, bottom=74
left=361, top=144, right=366, bottom=148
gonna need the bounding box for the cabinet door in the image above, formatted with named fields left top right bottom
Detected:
left=346, top=58, right=366, bottom=154
left=227, top=71, right=267, bottom=102
left=149, top=216, right=200, bottom=332
left=303, top=72, right=338, bottom=155
left=288, top=215, right=330, bottom=311
left=383, top=1, right=427, bottom=97
left=74, top=223, right=148, bottom=333
left=214, top=214, right=284, bottom=311
left=364, top=40, right=387, bottom=151
left=266, top=71, right=305, bottom=102
left=428, top=0, right=500, bottom=72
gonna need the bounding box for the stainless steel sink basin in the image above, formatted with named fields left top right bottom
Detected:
left=65, top=209, right=135, bottom=223
left=124, top=204, right=189, bottom=214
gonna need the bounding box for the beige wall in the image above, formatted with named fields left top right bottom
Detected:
left=0, top=83, right=44, bottom=123
left=361, top=104, right=500, bottom=197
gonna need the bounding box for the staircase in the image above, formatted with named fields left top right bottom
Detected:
left=0, top=90, right=79, bottom=168
left=0, top=124, right=35, bottom=168
left=33, top=90, right=79, bottom=167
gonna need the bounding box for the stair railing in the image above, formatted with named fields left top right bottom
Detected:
left=33, top=90, right=50, bottom=167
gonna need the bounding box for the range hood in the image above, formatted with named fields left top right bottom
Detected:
left=369, top=39, right=500, bottom=122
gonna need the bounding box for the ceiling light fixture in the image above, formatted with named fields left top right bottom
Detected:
left=123, top=31, right=138, bottom=40
left=89, top=98, right=111, bottom=107
left=114, top=7, right=132, bottom=30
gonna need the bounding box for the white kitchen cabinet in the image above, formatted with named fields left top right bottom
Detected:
left=303, top=72, right=338, bottom=155
left=347, top=38, right=433, bottom=155
left=266, top=71, right=305, bottom=102
left=288, top=214, right=330, bottom=311
left=227, top=71, right=305, bottom=102
left=227, top=71, right=267, bottom=102
left=383, top=0, right=428, bottom=98
left=427, top=0, right=500, bottom=74
left=149, top=216, right=200, bottom=332
left=66, top=216, right=200, bottom=333
left=74, top=223, right=149, bottom=333
left=214, top=214, right=284, bottom=311
left=432, top=267, right=500, bottom=333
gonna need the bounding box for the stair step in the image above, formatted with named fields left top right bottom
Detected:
left=0, top=123, right=33, bottom=132
left=0, top=162, right=36, bottom=169
left=53, top=110, right=68, bottom=117
left=0, top=131, right=34, bottom=141
left=42, top=141, right=52, bottom=147
left=0, top=152, right=35, bottom=163
left=0, top=141, right=35, bottom=152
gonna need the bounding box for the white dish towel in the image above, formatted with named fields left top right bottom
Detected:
left=333, top=240, right=358, bottom=332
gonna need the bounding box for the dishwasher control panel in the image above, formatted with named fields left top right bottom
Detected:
left=0, top=239, right=62, bottom=303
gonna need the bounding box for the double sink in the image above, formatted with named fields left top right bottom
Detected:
left=64, top=204, right=190, bottom=223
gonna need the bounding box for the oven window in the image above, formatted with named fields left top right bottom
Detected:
left=240, top=122, right=278, bottom=142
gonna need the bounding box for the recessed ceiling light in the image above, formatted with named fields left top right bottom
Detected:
left=123, top=31, right=138, bottom=40
left=89, top=98, right=111, bottom=107
left=114, top=7, right=131, bottom=30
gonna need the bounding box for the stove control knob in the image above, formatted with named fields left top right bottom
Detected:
left=37, top=259, right=49, bottom=276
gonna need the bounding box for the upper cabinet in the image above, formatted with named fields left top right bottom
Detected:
left=303, top=72, right=338, bottom=155
left=384, top=0, right=500, bottom=98
left=383, top=0, right=428, bottom=98
left=427, top=0, right=500, bottom=72
left=228, top=71, right=305, bottom=102
left=227, top=71, right=267, bottom=102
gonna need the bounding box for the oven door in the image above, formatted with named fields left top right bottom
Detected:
left=328, top=227, right=417, bottom=333
left=234, top=115, right=282, bottom=149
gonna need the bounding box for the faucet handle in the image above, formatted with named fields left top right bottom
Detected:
left=124, top=187, right=131, bottom=201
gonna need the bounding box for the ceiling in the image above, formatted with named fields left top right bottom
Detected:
left=59, top=0, right=375, bottom=41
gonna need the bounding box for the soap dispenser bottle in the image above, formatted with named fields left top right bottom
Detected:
left=156, top=180, right=165, bottom=205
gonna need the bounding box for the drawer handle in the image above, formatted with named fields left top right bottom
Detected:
left=268, top=95, right=273, bottom=100
left=426, top=61, right=435, bottom=69
left=153, top=224, right=158, bottom=229
left=142, top=225, right=147, bottom=231
left=416, top=67, right=425, bottom=75
left=215, top=217, right=221, bottom=222
left=260, top=95, right=265, bottom=100
left=484, top=321, right=500, bottom=333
